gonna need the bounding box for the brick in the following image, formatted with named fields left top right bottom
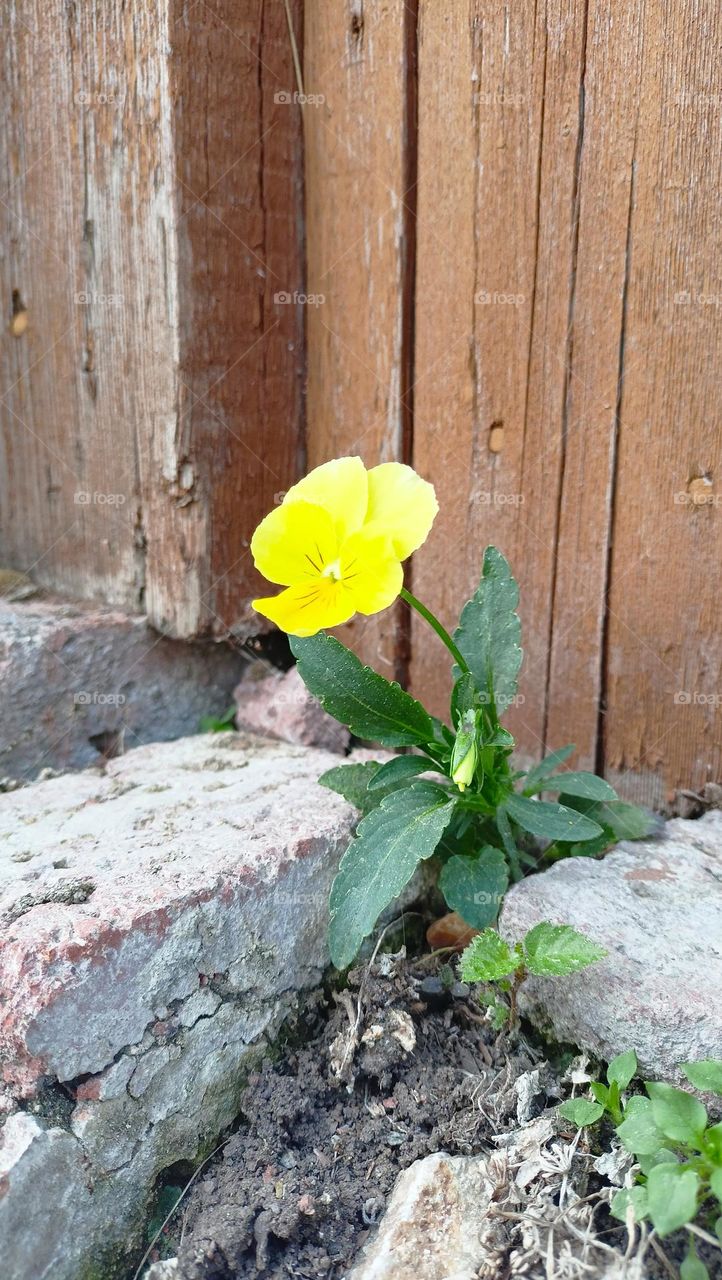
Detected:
left=234, top=663, right=350, bottom=752
left=0, top=596, right=245, bottom=782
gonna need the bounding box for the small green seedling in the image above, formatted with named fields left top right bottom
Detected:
left=560, top=1053, right=722, bottom=1276
left=199, top=705, right=236, bottom=734
left=560, top=1048, right=638, bottom=1128
left=460, top=922, right=607, bottom=1028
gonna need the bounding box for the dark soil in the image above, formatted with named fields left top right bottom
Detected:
left=165, top=955, right=542, bottom=1279
left=154, top=953, right=722, bottom=1280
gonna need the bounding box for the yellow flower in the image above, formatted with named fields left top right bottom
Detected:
left=251, top=456, right=438, bottom=636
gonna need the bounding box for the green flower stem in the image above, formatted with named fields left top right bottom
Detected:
left=399, top=588, right=469, bottom=674
left=456, top=793, right=496, bottom=817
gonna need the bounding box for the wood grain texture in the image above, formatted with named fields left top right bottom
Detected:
left=163, top=0, right=304, bottom=638
left=407, top=0, right=720, bottom=798
left=602, top=0, right=722, bottom=804
left=0, top=0, right=156, bottom=609
left=0, top=0, right=304, bottom=637
left=2, top=0, right=719, bottom=801
left=303, top=0, right=413, bottom=676
left=409, top=1, right=586, bottom=762
left=544, top=0, right=645, bottom=771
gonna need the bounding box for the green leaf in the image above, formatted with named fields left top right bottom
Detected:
left=439, top=847, right=508, bottom=929
left=715, top=1216, right=722, bottom=1246
left=452, top=547, right=522, bottom=712
left=522, top=923, right=607, bottom=977
left=319, top=760, right=416, bottom=816
left=646, top=1082, right=707, bottom=1146
left=681, top=1242, right=709, bottom=1280
left=505, top=794, right=603, bottom=842
left=328, top=783, right=456, bottom=969
left=637, top=1148, right=679, bottom=1175
left=603, top=801, right=664, bottom=839
left=681, top=1060, right=722, bottom=1096
left=703, top=1122, right=722, bottom=1166
left=646, top=1164, right=700, bottom=1236
left=617, top=1096, right=666, bottom=1156
left=319, top=762, right=385, bottom=812
left=146, top=1184, right=184, bottom=1241
left=710, top=1167, right=722, bottom=1202
left=608, top=1050, right=637, bottom=1092
left=367, top=755, right=432, bottom=790
left=496, top=803, right=520, bottom=860
left=291, top=634, right=436, bottom=747
left=547, top=771, right=618, bottom=801
left=551, top=831, right=615, bottom=860
left=460, top=929, right=522, bottom=983
left=611, top=1185, right=649, bottom=1224
left=558, top=1098, right=605, bottom=1127
left=606, top=1080, right=622, bottom=1118
left=522, top=746, right=575, bottom=794
left=590, top=1082, right=610, bottom=1108
left=450, top=672, right=477, bottom=728
left=199, top=705, right=236, bottom=733
left=561, top=794, right=662, bottom=841
left=490, top=999, right=509, bottom=1029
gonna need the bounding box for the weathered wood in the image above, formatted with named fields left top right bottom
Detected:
left=0, top=0, right=152, bottom=609
left=602, top=0, right=722, bottom=804
left=162, top=0, right=304, bottom=638
left=408, top=0, right=720, bottom=800
left=0, top=0, right=304, bottom=637
left=1, top=0, right=719, bottom=804
left=409, top=1, right=586, bottom=764
left=544, top=0, right=645, bottom=772
left=303, top=0, right=413, bottom=675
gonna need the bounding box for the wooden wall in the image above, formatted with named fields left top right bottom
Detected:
left=304, top=1, right=416, bottom=678
left=0, top=0, right=303, bottom=637
left=1, top=1, right=720, bottom=804
left=302, top=0, right=722, bottom=807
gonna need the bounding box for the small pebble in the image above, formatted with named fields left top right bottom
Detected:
left=426, top=910, right=478, bottom=951
left=417, top=976, right=452, bottom=1010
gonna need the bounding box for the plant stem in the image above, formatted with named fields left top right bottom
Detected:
left=399, top=587, right=470, bottom=674
left=508, top=968, right=524, bottom=1031
left=506, top=845, right=523, bottom=884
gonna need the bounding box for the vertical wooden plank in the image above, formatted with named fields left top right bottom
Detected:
left=303, top=1, right=411, bottom=675
left=602, top=0, right=722, bottom=804
left=545, top=0, right=645, bottom=771
left=0, top=1, right=304, bottom=637
left=158, top=0, right=305, bottom=637
left=410, top=1, right=586, bottom=761
left=0, top=0, right=158, bottom=607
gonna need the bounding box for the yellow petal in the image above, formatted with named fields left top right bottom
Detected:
left=283, top=457, right=368, bottom=543
left=252, top=582, right=355, bottom=637
left=339, top=530, right=404, bottom=616
left=365, top=462, right=438, bottom=560
left=251, top=500, right=338, bottom=586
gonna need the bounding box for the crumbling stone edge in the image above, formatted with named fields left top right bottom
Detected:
left=3, top=965, right=327, bottom=1280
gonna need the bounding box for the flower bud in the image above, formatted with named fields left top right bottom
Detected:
left=451, top=710, right=478, bottom=792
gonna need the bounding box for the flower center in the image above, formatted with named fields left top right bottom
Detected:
left=321, top=558, right=342, bottom=583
